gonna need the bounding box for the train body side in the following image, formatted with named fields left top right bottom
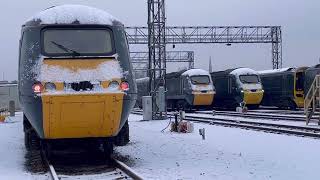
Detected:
left=260, top=71, right=296, bottom=108
left=259, top=67, right=307, bottom=109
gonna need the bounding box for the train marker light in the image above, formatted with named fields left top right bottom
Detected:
left=120, top=82, right=129, bottom=91
left=32, top=83, right=44, bottom=93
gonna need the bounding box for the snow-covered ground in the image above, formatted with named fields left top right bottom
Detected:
left=1, top=113, right=320, bottom=179
left=0, top=113, right=48, bottom=180
left=118, top=114, right=320, bottom=180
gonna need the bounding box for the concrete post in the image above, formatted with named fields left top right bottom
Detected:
left=142, top=96, right=152, bottom=120
left=9, top=100, right=15, bottom=117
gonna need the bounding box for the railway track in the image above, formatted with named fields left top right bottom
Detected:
left=46, top=156, right=143, bottom=180
left=184, top=115, right=320, bottom=138
left=132, top=110, right=320, bottom=138
left=195, top=110, right=318, bottom=123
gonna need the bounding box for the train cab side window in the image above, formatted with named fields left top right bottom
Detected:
left=183, top=77, right=190, bottom=90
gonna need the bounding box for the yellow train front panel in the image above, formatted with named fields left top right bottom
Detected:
left=243, top=90, right=264, bottom=105
left=41, top=93, right=124, bottom=139
left=294, top=90, right=304, bottom=108
left=193, top=92, right=215, bottom=106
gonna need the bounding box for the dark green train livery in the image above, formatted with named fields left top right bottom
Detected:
left=304, top=64, right=320, bottom=97
left=210, top=68, right=264, bottom=109
left=18, top=5, right=136, bottom=155
left=136, top=69, right=215, bottom=111
left=259, top=67, right=307, bottom=109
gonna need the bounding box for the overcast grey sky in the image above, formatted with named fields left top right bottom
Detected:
left=1, top=0, right=319, bottom=80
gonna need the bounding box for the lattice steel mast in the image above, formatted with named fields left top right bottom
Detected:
left=148, top=0, right=167, bottom=119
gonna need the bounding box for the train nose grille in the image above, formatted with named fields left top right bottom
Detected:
left=251, top=89, right=257, bottom=92
left=70, top=81, right=94, bottom=91
left=201, top=90, right=207, bottom=93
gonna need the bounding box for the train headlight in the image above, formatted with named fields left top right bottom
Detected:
left=44, top=82, right=56, bottom=91
left=120, top=81, right=130, bottom=91
left=32, top=83, right=44, bottom=93
left=108, top=81, right=120, bottom=90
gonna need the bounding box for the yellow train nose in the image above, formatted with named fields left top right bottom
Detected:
left=41, top=93, right=124, bottom=139
left=192, top=91, right=215, bottom=106
left=243, top=90, right=264, bottom=105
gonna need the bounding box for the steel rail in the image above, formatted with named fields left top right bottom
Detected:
left=112, top=158, right=144, bottom=180
left=44, top=155, right=144, bottom=180
left=195, top=111, right=315, bottom=122
left=184, top=115, right=320, bottom=138
left=131, top=110, right=320, bottom=138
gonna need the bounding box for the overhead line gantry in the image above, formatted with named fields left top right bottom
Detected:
left=126, top=26, right=282, bottom=69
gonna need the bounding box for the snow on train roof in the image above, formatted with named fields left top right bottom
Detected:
left=229, top=68, right=258, bottom=76
left=182, top=69, right=210, bottom=76
left=27, top=5, right=119, bottom=25
left=258, top=67, right=294, bottom=75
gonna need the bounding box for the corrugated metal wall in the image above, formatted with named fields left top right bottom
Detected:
left=0, top=84, right=20, bottom=110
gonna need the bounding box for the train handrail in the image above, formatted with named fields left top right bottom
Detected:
left=304, top=75, right=320, bottom=124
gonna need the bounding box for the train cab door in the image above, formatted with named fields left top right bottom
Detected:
left=228, top=76, right=236, bottom=95
left=228, top=77, right=232, bottom=95
left=182, top=76, right=190, bottom=94
left=180, top=77, right=185, bottom=95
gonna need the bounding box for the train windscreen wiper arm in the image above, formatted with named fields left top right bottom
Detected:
left=50, top=41, right=81, bottom=56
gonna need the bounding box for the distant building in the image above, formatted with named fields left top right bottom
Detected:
left=0, top=83, right=20, bottom=110
left=0, top=81, right=9, bottom=84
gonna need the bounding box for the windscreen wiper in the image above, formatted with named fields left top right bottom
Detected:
left=51, top=41, right=80, bottom=56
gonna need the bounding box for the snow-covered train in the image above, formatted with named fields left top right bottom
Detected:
left=18, top=5, right=136, bottom=156
left=136, top=69, right=216, bottom=111
left=258, top=67, right=308, bottom=109
left=210, top=68, right=264, bottom=109
left=304, top=64, right=320, bottom=97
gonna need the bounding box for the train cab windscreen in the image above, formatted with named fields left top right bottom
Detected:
left=239, top=75, right=260, bottom=84
left=42, top=28, right=114, bottom=56
left=190, top=75, right=210, bottom=85
left=296, top=72, right=304, bottom=91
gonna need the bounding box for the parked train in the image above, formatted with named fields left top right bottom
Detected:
left=258, top=67, right=308, bottom=109
left=136, top=69, right=215, bottom=111
left=304, top=64, right=320, bottom=97
left=18, top=5, right=136, bottom=155
left=210, top=68, right=264, bottom=109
